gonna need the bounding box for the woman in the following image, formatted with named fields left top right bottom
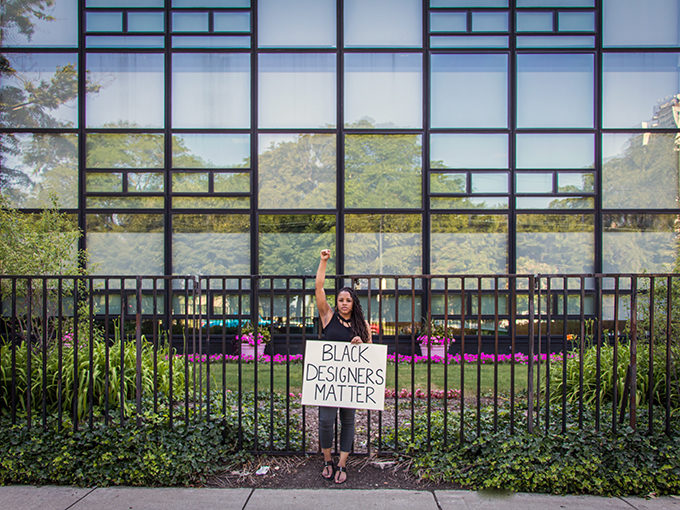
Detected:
left=315, top=249, right=372, bottom=484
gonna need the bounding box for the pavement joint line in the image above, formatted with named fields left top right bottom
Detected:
left=431, top=489, right=444, bottom=510
left=242, top=487, right=255, bottom=510
left=62, top=486, right=98, bottom=510
left=617, top=496, right=640, bottom=510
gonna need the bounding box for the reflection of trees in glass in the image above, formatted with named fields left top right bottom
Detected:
left=258, top=133, right=335, bottom=209
left=1, top=5, right=98, bottom=206
left=345, top=132, right=422, bottom=208
left=345, top=214, right=421, bottom=275
left=603, top=133, right=680, bottom=209
left=516, top=214, right=594, bottom=274
left=259, top=215, right=335, bottom=275
left=173, top=214, right=250, bottom=275
left=603, top=214, right=679, bottom=273
left=431, top=214, right=508, bottom=274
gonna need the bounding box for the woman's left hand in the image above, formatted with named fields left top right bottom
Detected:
left=350, top=336, right=363, bottom=344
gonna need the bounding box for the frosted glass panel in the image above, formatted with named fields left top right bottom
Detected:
left=173, top=53, right=250, bottom=128
left=345, top=0, right=421, bottom=47
left=86, top=54, right=164, bottom=128
left=431, top=54, right=507, bottom=128
left=517, top=53, right=594, bottom=128
left=258, top=0, right=336, bottom=47
left=516, top=134, right=594, bottom=169
left=259, top=54, right=336, bottom=128
left=431, top=134, right=508, bottom=169
left=345, top=53, right=422, bottom=128
left=604, top=0, right=680, bottom=47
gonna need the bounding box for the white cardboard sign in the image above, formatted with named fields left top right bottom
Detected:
left=301, top=340, right=387, bottom=411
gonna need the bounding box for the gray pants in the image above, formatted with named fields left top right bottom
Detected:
left=318, top=406, right=356, bottom=452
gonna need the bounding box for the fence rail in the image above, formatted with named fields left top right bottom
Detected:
left=0, top=273, right=678, bottom=453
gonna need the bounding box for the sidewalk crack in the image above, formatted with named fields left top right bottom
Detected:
left=242, top=487, right=255, bottom=510
left=63, top=486, right=98, bottom=510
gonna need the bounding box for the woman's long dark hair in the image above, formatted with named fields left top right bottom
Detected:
left=336, top=286, right=370, bottom=342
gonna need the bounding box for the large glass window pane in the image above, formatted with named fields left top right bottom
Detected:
left=173, top=53, right=250, bottom=129
left=259, top=54, right=336, bottom=128
left=259, top=215, right=336, bottom=274
left=345, top=134, right=422, bottom=208
left=345, top=214, right=422, bottom=274
left=173, top=215, right=250, bottom=275
left=517, top=53, right=593, bottom=128
left=86, top=133, right=164, bottom=168
left=0, top=0, right=77, bottom=47
left=431, top=54, right=507, bottom=128
left=86, top=53, right=164, bottom=129
left=0, top=133, right=77, bottom=208
left=603, top=53, right=680, bottom=129
left=344, top=0, right=421, bottom=48
left=516, top=134, right=594, bottom=169
left=516, top=214, right=594, bottom=273
left=87, top=214, right=164, bottom=274
left=604, top=0, right=680, bottom=47
left=259, top=134, right=336, bottom=209
left=603, top=133, right=680, bottom=209
left=603, top=214, right=679, bottom=273
left=431, top=214, right=508, bottom=274
left=0, top=53, right=79, bottom=128
left=345, top=53, right=422, bottom=128
left=258, top=0, right=335, bottom=47
left=172, top=134, right=249, bottom=168
left=431, top=134, right=508, bottom=168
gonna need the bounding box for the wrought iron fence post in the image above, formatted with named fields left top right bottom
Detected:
left=136, top=276, right=143, bottom=426
left=527, top=275, right=535, bottom=434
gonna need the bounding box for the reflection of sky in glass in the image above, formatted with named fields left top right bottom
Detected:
left=517, top=12, right=552, bottom=32
left=516, top=173, right=552, bottom=193
left=517, top=53, right=594, bottom=128
left=173, top=53, right=250, bottom=128
left=603, top=0, right=680, bottom=47
left=172, top=134, right=249, bottom=168
left=431, top=134, right=508, bottom=168
left=431, top=54, right=507, bottom=128
left=86, top=54, right=164, bottom=128
left=603, top=53, right=680, bottom=128
left=344, top=0, right=421, bottom=48
left=259, top=54, right=336, bottom=128
left=472, top=173, right=508, bottom=193
left=258, top=0, right=335, bottom=47
left=1, top=54, right=78, bottom=128
left=345, top=54, right=422, bottom=128
left=516, top=134, right=594, bottom=169
left=1, top=0, right=77, bottom=47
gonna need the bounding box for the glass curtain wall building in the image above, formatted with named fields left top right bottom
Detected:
left=1, top=0, right=680, bottom=280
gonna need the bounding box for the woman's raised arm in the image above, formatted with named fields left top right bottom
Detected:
left=315, top=249, right=334, bottom=329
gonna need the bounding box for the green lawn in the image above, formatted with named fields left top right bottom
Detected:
left=187, top=361, right=545, bottom=395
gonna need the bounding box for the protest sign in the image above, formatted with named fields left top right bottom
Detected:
left=301, top=340, right=387, bottom=411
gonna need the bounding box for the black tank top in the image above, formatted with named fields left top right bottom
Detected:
left=322, top=312, right=353, bottom=342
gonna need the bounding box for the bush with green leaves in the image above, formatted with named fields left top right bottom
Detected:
left=547, top=340, right=680, bottom=417
left=0, top=333, right=187, bottom=420
left=0, top=416, right=244, bottom=487
left=412, top=425, right=680, bottom=496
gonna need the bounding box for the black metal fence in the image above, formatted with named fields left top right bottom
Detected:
left=0, top=273, right=678, bottom=453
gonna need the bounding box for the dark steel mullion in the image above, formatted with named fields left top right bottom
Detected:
left=648, top=277, right=655, bottom=434
left=78, top=0, right=87, bottom=262
left=251, top=0, right=259, bottom=277
left=164, top=0, right=173, bottom=276
left=337, top=0, right=345, bottom=274
left=422, top=0, right=430, bottom=279
left=508, top=8, right=516, bottom=273
left=41, top=278, right=48, bottom=430
left=393, top=277, right=400, bottom=453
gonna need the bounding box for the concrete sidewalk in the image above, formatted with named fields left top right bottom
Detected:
left=1, top=486, right=679, bottom=510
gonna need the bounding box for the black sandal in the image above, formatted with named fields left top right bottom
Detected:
left=321, top=460, right=335, bottom=480
left=335, top=465, right=347, bottom=484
